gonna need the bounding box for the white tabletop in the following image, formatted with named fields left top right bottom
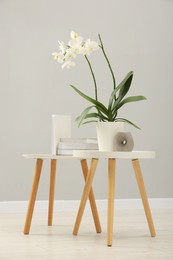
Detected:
left=23, top=151, right=155, bottom=160
left=23, top=154, right=76, bottom=160
left=73, top=150, right=155, bottom=159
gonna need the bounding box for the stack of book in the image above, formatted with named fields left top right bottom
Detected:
left=56, top=138, right=98, bottom=155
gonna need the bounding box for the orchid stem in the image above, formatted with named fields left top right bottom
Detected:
left=98, top=34, right=116, bottom=90
left=84, top=55, right=98, bottom=101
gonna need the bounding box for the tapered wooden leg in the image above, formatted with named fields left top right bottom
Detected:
left=48, top=159, right=57, bottom=226
left=80, top=159, right=101, bottom=233
left=24, top=159, right=43, bottom=234
left=73, top=159, right=98, bottom=235
left=132, top=159, right=156, bottom=237
left=107, top=159, right=116, bottom=246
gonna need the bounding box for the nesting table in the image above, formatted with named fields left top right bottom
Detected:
left=23, top=150, right=156, bottom=246
left=22, top=154, right=101, bottom=235
left=72, top=150, right=156, bottom=246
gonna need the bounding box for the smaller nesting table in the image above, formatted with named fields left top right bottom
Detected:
left=72, top=150, right=156, bottom=246
left=22, top=154, right=101, bottom=235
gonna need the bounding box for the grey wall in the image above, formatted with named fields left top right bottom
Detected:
left=0, top=0, right=173, bottom=201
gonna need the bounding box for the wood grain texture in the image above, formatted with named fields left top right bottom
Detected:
left=48, top=159, right=57, bottom=226
left=107, top=159, right=116, bottom=246
left=81, top=159, right=101, bottom=233
left=132, top=159, right=156, bottom=237
left=73, top=159, right=98, bottom=235
left=24, top=159, right=43, bottom=234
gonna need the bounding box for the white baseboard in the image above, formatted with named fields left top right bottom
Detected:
left=0, top=198, right=172, bottom=213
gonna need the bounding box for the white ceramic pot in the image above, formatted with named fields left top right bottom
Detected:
left=96, top=122, right=125, bottom=151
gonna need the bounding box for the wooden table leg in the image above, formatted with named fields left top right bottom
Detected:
left=48, top=159, right=57, bottom=226
left=24, top=159, right=43, bottom=234
left=107, top=159, right=116, bottom=246
left=132, top=159, right=156, bottom=237
left=80, top=159, right=101, bottom=233
left=73, top=159, right=98, bottom=235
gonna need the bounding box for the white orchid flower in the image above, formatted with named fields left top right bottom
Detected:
left=61, top=60, right=75, bottom=69
left=65, top=48, right=77, bottom=61
left=53, top=31, right=98, bottom=70
left=70, top=31, right=78, bottom=39
left=52, top=52, right=64, bottom=63
left=69, top=31, right=84, bottom=53
left=70, top=31, right=83, bottom=41
left=58, top=41, right=67, bottom=54
left=68, top=38, right=84, bottom=54
left=82, top=39, right=99, bottom=55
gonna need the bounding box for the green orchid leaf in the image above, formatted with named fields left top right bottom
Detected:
left=85, top=112, right=108, bottom=121
left=115, top=95, right=146, bottom=110
left=70, top=85, right=108, bottom=116
left=108, top=87, right=121, bottom=110
left=75, top=106, right=94, bottom=127
left=85, top=112, right=101, bottom=119
left=108, top=71, right=134, bottom=112
left=116, top=71, right=133, bottom=102
left=112, top=111, right=118, bottom=121
left=115, top=118, right=141, bottom=129
left=108, top=79, right=129, bottom=111
left=82, top=120, right=98, bottom=125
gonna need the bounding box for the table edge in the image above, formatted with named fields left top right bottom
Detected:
left=23, top=151, right=156, bottom=160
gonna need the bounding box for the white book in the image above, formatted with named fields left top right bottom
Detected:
left=57, top=142, right=98, bottom=150
left=56, top=149, right=73, bottom=155
left=59, top=138, right=98, bottom=144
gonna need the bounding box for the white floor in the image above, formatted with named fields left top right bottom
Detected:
left=0, top=209, right=173, bottom=260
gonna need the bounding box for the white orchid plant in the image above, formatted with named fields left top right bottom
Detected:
left=52, top=31, right=146, bottom=129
